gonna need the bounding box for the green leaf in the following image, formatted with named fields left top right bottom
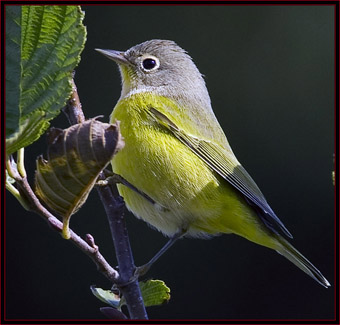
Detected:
left=6, top=110, right=50, bottom=155
left=139, top=280, right=171, bottom=307
left=5, top=6, right=21, bottom=139
left=5, top=5, right=87, bottom=155
left=92, top=280, right=170, bottom=311
left=118, top=279, right=170, bottom=308
left=90, top=286, right=121, bottom=309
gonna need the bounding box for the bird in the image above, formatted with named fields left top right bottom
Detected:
left=96, top=39, right=330, bottom=288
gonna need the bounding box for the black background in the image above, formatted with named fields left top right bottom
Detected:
left=5, top=4, right=335, bottom=320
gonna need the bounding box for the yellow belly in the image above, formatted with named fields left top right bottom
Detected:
left=111, top=94, right=278, bottom=249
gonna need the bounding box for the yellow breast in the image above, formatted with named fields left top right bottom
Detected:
left=110, top=93, right=224, bottom=235
left=110, top=93, right=269, bottom=244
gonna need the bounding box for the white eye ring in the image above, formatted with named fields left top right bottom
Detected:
left=140, top=55, right=160, bottom=72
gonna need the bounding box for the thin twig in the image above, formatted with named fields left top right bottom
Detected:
left=62, top=78, right=85, bottom=124
left=17, top=148, right=27, bottom=178
left=14, top=174, right=119, bottom=283
left=62, top=78, right=148, bottom=319
left=5, top=179, right=29, bottom=210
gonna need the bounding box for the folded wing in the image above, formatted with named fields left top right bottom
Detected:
left=148, top=107, right=292, bottom=238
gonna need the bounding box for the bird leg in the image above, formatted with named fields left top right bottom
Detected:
left=96, top=172, right=167, bottom=211
left=97, top=170, right=179, bottom=279
left=135, top=230, right=186, bottom=278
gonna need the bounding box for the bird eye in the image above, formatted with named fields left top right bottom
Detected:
left=143, top=58, right=156, bottom=69
left=141, top=56, right=160, bottom=72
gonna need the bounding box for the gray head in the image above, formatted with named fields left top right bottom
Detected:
left=96, top=39, right=212, bottom=109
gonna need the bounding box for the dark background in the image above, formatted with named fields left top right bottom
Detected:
left=5, top=4, right=335, bottom=320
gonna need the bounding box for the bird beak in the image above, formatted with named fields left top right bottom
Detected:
left=95, top=49, right=129, bottom=65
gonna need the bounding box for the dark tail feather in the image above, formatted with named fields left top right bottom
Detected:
left=275, top=235, right=330, bottom=288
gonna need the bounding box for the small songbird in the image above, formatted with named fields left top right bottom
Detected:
left=96, top=39, right=330, bottom=288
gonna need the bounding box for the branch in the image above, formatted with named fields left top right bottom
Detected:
left=62, top=78, right=85, bottom=124
left=7, top=77, right=148, bottom=319
left=7, top=158, right=119, bottom=284
left=62, top=78, right=148, bottom=319
left=96, top=181, right=148, bottom=319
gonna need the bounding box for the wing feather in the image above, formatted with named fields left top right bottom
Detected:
left=148, top=107, right=292, bottom=238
